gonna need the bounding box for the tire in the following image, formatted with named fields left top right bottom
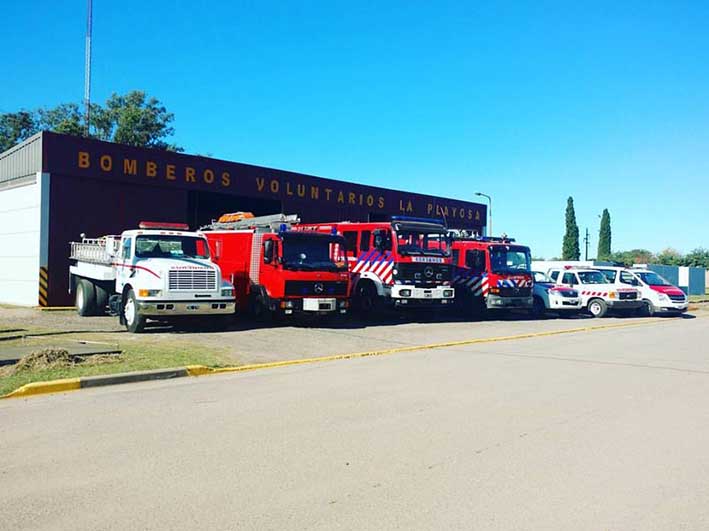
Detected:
left=250, top=291, right=272, bottom=323
left=531, top=296, right=546, bottom=318
left=123, top=289, right=146, bottom=333
left=355, top=281, right=379, bottom=316
left=470, top=297, right=487, bottom=320
left=587, top=298, right=608, bottom=318
left=638, top=300, right=655, bottom=317
left=75, top=278, right=97, bottom=316
left=95, top=284, right=109, bottom=315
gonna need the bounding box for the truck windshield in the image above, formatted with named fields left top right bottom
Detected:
left=395, top=231, right=449, bottom=256
left=135, top=235, right=210, bottom=259
left=489, top=246, right=531, bottom=273
left=635, top=270, right=671, bottom=286
left=282, top=234, right=347, bottom=272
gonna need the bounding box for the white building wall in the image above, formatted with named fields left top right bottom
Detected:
left=0, top=174, right=47, bottom=306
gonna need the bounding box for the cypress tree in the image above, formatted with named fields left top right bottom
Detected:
left=562, top=197, right=580, bottom=260
left=597, top=209, right=611, bottom=260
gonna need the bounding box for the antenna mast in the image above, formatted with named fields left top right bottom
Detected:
left=84, top=0, right=93, bottom=136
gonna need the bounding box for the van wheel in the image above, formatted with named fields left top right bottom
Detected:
left=531, top=296, right=546, bottom=318
left=124, top=289, right=146, bottom=333
left=588, top=298, right=608, bottom=318
left=76, top=279, right=97, bottom=316
left=638, top=300, right=655, bottom=317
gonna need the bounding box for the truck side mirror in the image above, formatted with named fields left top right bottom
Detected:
left=263, top=240, right=274, bottom=264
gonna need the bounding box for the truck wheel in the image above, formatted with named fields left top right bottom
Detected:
left=123, top=289, right=146, bottom=333
left=531, top=296, right=546, bottom=318
left=470, top=298, right=487, bottom=320
left=95, top=284, right=109, bottom=315
left=355, top=282, right=378, bottom=316
left=588, top=298, right=608, bottom=318
left=75, top=279, right=97, bottom=316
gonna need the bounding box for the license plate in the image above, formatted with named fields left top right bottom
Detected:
left=424, top=292, right=432, bottom=298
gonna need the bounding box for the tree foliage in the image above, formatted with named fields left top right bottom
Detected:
left=0, top=91, right=181, bottom=152
left=609, top=247, right=709, bottom=268
left=597, top=208, right=611, bottom=260
left=562, top=196, right=580, bottom=260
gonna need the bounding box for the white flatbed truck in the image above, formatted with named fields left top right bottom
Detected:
left=69, top=221, right=236, bottom=332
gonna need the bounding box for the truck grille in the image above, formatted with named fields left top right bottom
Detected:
left=168, top=269, right=216, bottom=291
left=499, top=287, right=531, bottom=297
left=395, top=263, right=451, bottom=285
left=284, top=281, right=348, bottom=297
left=619, top=291, right=637, bottom=300
left=669, top=294, right=686, bottom=302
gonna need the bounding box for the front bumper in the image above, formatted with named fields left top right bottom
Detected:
left=276, top=297, right=349, bottom=315
left=486, top=294, right=533, bottom=310
left=606, top=299, right=643, bottom=310
left=655, top=301, right=689, bottom=313
left=137, top=299, right=236, bottom=316
left=390, top=285, right=455, bottom=307
left=548, top=296, right=582, bottom=310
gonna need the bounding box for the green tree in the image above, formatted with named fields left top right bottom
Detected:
left=0, top=111, right=37, bottom=152
left=0, top=91, right=182, bottom=152
left=597, top=208, right=611, bottom=260
left=682, top=248, right=709, bottom=268
left=609, top=249, right=653, bottom=266
left=562, top=196, right=580, bottom=260
left=656, top=247, right=683, bottom=266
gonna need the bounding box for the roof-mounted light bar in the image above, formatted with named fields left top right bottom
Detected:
left=138, top=221, right=190, bottom=231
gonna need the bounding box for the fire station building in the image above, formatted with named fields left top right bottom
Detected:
left=0, top=132, right=486, bottom=306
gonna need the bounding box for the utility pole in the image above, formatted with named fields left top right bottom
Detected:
left=474, top=192, right=492, bottom=236
left=84, top=0, right=93, bottom=136
left=583, top=227, right=590, bottom=261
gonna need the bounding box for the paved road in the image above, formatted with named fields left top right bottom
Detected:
left=2, top=315, right=708, bottom=530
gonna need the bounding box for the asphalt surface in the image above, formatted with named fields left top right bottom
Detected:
left=1, top=314, right=708, bottom=530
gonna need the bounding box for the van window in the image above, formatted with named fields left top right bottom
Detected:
left=343, top=231, right=358, bottom=257
left=550, top=270, right=559, bottom=281
left=599, top=269, right=617, bottom=283
left=465, top=249, right=486, bottom=272
left=360, top=231, right=371, bottom=252
left=562, top=272, right=576, bottom=285
left=620, top=271, right=638, bottom=286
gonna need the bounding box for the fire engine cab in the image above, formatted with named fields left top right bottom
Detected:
left=297, top=216, right=455, bottom=312
left=69, top=222, right=236, bottom=333
left=200, top=213, right=350, bottom=319
left=450, top=234, right=533, bottom=316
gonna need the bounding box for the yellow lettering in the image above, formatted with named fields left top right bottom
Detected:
left=221, top=171, right=230, bottom=187
left=78, top=151, right=90, bottom=168
left=286, top=182, right=294, bottom=196
left=270, top=179, right=279, bottom=193
left=427, top=203, right=433, bottom=214
left=378, top=197, right=385, bottom=209
left=203, top=169, right=215, bottom=184
left=348, top=192, right=356, bottom=205
left=407, top=201, right=414, bottom=213
left=441, top=205, right=448, bottom=216
left=399, top=200, right=406, bottom=212
left=366, top=194, right=374, bottom=207
left=123, top=158, right=137, bottom=175
left=146, top=161, right=157, bottom=177
left=256, top=177, right=265, bottom=191
left=324, top=188, right=333, bottom=201
left=100, top=155, right=112, bottom=172
left=311, top=186, right=319, bottom=200
left=451, top=206, right=458, bottom=217
left=185, top=167, right=196, bottom=183
left=166, top=164, right=176, bottom=180
left=475, top=210, right=481, bottom=221
left=460, top=208, right=465, bottom=218
left=337, top=191, right=345, bottom=204
left=468, top=209, right=473, bottom=220
left=297, top=184, right=306, bottom=198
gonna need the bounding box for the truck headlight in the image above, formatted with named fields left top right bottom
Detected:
left=138, top=289, right=162, bottom=297
left=400, top=289, right=412, bottom=297
left=221, top=287, right=234, bottom=297
left=443, top=289, right=454, bottom=298
left=657, top=293, right=670, bottom=302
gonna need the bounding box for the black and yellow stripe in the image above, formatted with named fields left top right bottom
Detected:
left=38, top=267, right=48, bottom=307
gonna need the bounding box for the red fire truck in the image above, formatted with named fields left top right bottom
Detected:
left=297, top=216, right=455, bottom=312
left=200, top=213, right=350, bottom=319
left=450, top=234, right=533, bottom=316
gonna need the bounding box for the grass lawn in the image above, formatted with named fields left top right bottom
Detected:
left=0, top=335, right=231, bottom=397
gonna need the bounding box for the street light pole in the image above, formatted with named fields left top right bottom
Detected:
left=475, top=192, right=492, bottom=236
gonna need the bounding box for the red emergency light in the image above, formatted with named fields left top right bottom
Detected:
left=138, top=221, right=190, bottom=230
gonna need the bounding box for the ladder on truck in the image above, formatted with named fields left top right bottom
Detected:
left=200, top=213, right=301, bottom=233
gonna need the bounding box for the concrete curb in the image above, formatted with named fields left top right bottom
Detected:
left=2, top=315, right=703, bottom=401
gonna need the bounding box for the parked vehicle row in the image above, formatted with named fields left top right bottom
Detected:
left=68, top=213, right=689, bottom=332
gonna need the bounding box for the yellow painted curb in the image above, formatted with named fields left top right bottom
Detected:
left=2, top=378, right=81, bottom=399
left=185, top=317, right=673, bottom=379
left=37, top=306, right=75, bottom=311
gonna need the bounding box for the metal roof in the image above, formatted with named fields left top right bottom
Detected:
left=0, top=132, right=43, bottom=188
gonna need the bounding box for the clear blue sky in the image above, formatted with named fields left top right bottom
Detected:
left=3, top=1, right=708, bottom=258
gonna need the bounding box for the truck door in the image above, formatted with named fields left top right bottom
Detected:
left=116, top=237, right=133, bottom=293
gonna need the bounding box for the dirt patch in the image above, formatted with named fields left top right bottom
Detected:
left=0, top=348, right=122, bottom=377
